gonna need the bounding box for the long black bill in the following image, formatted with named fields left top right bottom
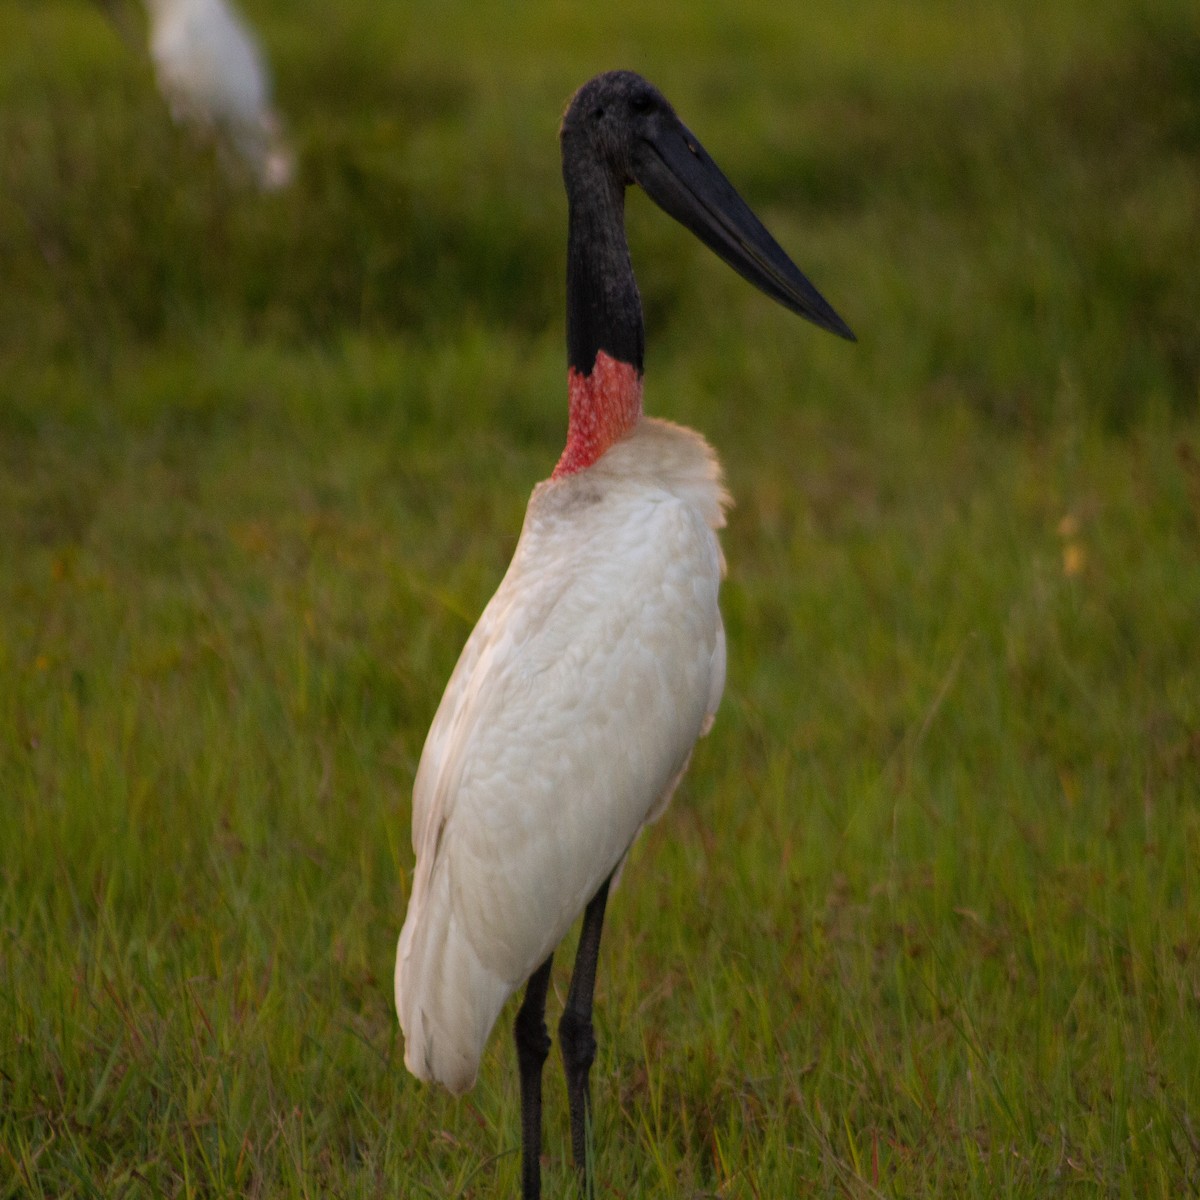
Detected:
left=633, top=118, right=856, bottom=342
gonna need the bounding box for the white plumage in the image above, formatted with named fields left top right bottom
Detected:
left=396, top=418, right=729, bottom=1092
left=146, top=0, right=294, bottom=189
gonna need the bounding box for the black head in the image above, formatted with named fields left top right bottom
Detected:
left=560, top=71, right=676, bottom=192
left=560, top=70, right=855, bottom=342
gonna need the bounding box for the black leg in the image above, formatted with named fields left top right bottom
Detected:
left=514, top=955, right=554, bottom=1200
left=558, top=874, right=612, bottom=1195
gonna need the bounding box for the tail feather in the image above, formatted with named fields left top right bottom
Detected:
left=395, top=858, right=512, bottom=1095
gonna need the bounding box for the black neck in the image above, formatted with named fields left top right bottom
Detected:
left=564, top=166, right=644, bottom=376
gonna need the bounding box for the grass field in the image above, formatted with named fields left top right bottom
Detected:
left=2, top=0, right=1199, bottom=1195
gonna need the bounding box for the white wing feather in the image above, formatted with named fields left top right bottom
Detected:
left=396, top=419, right=728, bottom=1092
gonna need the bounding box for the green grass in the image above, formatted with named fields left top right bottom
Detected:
left=2, top=0, right=1199, bottom=1195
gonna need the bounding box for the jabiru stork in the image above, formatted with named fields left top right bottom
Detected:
left=395, top=70, right=854, bottom=1198
left=146, top=0, right=294, bottom=190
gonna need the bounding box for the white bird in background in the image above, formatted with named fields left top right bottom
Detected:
left=395, top=70, right=854, bottom=1199
left=145, top=0, right=294, bottom=190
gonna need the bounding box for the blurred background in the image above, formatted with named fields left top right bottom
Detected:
left=2, top=0, right=1198, bottom=1195
left=4, top=0, right=1196, bottom=422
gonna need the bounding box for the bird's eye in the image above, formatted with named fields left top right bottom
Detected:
left=592, top=106, right=605, bottom=120
left=631, top=94, right=653, bottom=114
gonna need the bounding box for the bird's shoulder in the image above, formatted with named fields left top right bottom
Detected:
left=545, top=416, right=730, bottom=534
